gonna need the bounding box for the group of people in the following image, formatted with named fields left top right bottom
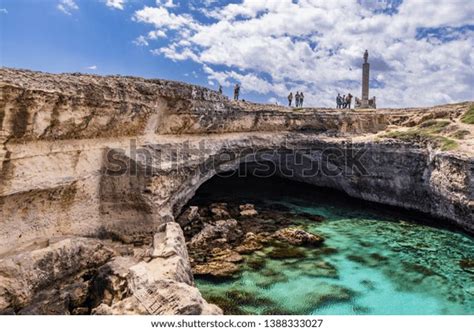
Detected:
left=287, top=91, right=304, bottom=107
left=218, top=84, right=241, bottom=101
left=336, top=93, right=353, bottom=109
left=221, top=84, right=354, bottom=109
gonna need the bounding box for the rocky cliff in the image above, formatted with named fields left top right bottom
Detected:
left=0, top=68, right=472, bottom=314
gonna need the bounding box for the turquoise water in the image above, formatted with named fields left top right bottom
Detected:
left=191, top=177, right=474, bottom=315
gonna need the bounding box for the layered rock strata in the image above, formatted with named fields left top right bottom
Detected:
left=0, top=68, right=472, bottom=314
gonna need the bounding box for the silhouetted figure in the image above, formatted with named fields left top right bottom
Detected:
left=295, top=92, right=300, bottom=107
left=288, top=92, right=293, bottom=107
left=218, top=85, right=222, bottom=94
left=233, top=83, right=240, bottom=101
left=342, top=94, right=346, bottom=108
left=299, top=92, right=304, bottom=107
left=336, top=93, right=342, bottom=108
left=346, top=93, right=353, bottom=109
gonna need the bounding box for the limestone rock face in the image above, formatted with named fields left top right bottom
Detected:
left=176, top=206, right=199, bottom=227
left=152, top=222, right=189, bottom=260
left=122, top=222, right=221, bottom=315
left=0, top=68, right=473, bottom=314
left=0, top=237, right=114, bottom=313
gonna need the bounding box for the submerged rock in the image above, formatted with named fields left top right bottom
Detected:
left=246, top=256, right=267, bottom=270
left=256, top=269, right=289, bottom=288
left=210, top=248, right=243, bottom=263
left=297, top=283, right=354, bottom=313
left=459, top=259, right=474, bottom=274
left=297, top=212, right=326, bottom=222
left=193, top=261, right=241, bottom=279
left=234, top=232, right=264, bottom=254
left=295, top=261, right=339, bottom=278
left=203, top=295, right=248, bottom=315
left=267, top=246, right=307, bottom=259
left=273, top=227, right=324, bottom=247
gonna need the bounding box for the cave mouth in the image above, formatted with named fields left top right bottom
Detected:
left=180, top=171, right=474, bottom=315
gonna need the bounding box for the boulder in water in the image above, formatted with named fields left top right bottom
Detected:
left=239, top=203, right=258, bottom=217
left=273, top=227, right=324, bottom=247
left=192, top=261, right=241, bottom=278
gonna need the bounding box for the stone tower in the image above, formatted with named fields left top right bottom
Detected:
left=355, top=50, right=376, bottom=109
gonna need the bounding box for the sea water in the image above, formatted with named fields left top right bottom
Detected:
left=192, top=176, right=474, bottom=315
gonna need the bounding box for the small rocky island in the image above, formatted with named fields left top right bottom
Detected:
left=0, top=68, right=472, bottom=314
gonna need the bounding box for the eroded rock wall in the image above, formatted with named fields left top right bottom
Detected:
left=0, top=68, right=472, bottom=314
left=1, top=68, right=472, bottom=252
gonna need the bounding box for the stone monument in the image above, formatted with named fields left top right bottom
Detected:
left=355, top=50, right=376, bottom=109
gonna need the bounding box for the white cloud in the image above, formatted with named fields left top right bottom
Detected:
left=86, top=65, right=98, bottom=70
left=133, top=0, right=474, bottom=107
left=57, top=0, right=78, bottom=16
left=133, top=6, right=198, bottom=30
left=105, top=0, right=125, bottom=10
left=0, top=8, right=8, bottom=14
left=133, top=35, right=149, bottom=46
left=148, top=30, right=166, bottom=39
left=157, top=0, right=176, bottom=8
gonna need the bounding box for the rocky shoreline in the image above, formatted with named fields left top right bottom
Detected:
left=0, top=223, right=221, bottom=315
left=179, top=201, right=325, bottom=280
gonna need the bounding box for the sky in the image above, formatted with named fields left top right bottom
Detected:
left=0, top=0, right=473, bottom=107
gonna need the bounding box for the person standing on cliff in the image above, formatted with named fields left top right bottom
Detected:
left=336, top=93, right=342, bottom=108
left=288, top=92, right=293, bottom=107
left=342, top=94, right=346, bottom=108
left=233, top=83, right=240, bottom=101
left=295, top=92, right=300, bottom=107
left=218, top=85, right=222, bottom=94
left=346, top=93, right=353, bottom=109
left=300, top=92, right=304, bottom=107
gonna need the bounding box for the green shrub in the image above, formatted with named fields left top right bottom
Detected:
left=383, top=129, right=458, bottom=151
left=418, top=119, right=450, bottom=133
left=461, top=106, right=474, bottom=124
left=450, top=130, right=470, bottom=140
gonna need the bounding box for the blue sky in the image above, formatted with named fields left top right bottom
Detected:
left=1, top=0, right=473, bottom=107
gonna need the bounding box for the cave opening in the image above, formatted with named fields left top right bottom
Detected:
left=178, top=167, right=474, bottom=315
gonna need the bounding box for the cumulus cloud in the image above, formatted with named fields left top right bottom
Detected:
left=57, top=0, right=78, bottom=16
left=156, top=0, right=176, bottom=8
left=86, top=65, right=97, bottom=70
left=133, top=35, right=149, bottom=46
left=132, top=0, right=474, bottom=107
left=105, top=0, right=125, bottom=10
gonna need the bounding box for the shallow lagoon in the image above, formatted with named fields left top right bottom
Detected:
left=191, top=176, right=474, bottom=315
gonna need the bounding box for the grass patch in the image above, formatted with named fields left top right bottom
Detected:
left=461, top=106, right=474, bottom=124
left=383, top=129, right=458, bottom=151
left=383, top=118, right=460, bottom=151
left=418, top=119, right=450, bottom=133
left=450, top=130, right=470, bottom=140
left=436, top=137, right=459, bottom=151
